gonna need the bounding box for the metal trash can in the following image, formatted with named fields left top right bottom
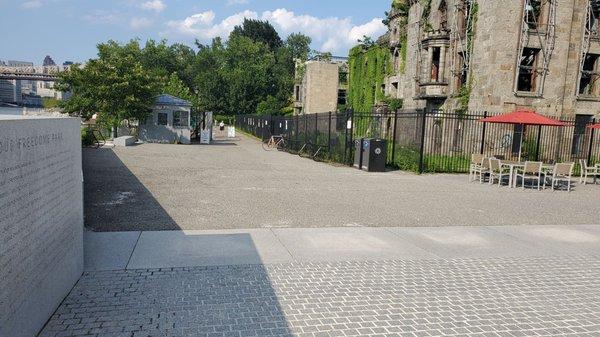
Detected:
left=353, top=138, right=364, bottom=169
left=361, top=138, right=387, bottom=172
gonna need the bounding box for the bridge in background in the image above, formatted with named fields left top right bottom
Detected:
left=0, top=65, right=69, bottom=81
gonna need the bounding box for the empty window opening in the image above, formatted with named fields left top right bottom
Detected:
left=590, top=1, right=600, bottom=34
left=457, top=0, right=470, bottom=35
left=439, top=0, right=448, bottom=31
left=517, top=48, right=540, bottom=92
left=579, top=54, right=600, bottom=96
left=295, top=85, right=301, bottom=101
left=392, top=82, right=399, bottom=91
left=393, top=48, right=400, bottom=72
left=456, top=52, right=468, bottom=89
left=337, top=89, right=347, bottom=105
left=339, top=72, right=348, bottom=85
left=431, top=47, right=441, bottom=82
left=525, top=0, right=544, bottom=30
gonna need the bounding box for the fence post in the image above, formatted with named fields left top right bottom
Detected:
left=418, top=109, right=427, bottom=174
left=327, top=111, right=332, bottom=155
left=314, top=113, right=318, bottom=145
left=295, top=115, right=299, bottom=150
left=348, top=110, right=354, bottom=165
left=535, top=125, right=542, bottom=161
left=304, top=114, right=308, bottom=145
left=588, top=118, right=596, bottom=164
left=480, top=111, right=488, bottom=155
left=391, top=110, right=398, bottom=165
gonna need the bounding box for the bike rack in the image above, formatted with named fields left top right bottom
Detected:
left=298, top=144, right=308, bottom=156
left=312, top=146, right=323, bottom=160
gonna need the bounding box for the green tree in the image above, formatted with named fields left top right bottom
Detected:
left=285, top=33, right=312, bottom=61
left=230, top=19, right=283, bottom=50
left=163, top=72, right=197, bottom=108
left=56, top=40, right=161, bottom=136
left=256, top=95, right=282, bottom=115
left=222, top=35, right=276, bottom=114
left=193, top=38, right=228, bottom=114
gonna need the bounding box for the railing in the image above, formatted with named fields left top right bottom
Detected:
left=236, top=110, right=599, bottom=174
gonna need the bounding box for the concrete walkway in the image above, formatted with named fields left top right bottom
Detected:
left=84, top=225, right=600, bottom=271
left=39, top=225, right=600, bottom=337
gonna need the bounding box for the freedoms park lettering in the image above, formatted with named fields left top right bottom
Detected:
left=0, top=132, right=64, bottom=154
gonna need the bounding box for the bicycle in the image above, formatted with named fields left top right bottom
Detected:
left=262, top=134, right=285, bottom=151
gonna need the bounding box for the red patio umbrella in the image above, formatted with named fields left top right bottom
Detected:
left=479, top=109, right=567, bottom=161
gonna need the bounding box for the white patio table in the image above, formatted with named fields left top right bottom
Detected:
left=500, top=160, right=554, bottom=188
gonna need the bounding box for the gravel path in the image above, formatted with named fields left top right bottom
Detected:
left=83, top=133, right=600, bottom=232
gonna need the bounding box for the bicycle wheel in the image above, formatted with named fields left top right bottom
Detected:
left=262, top=138, right=275, bottom=151
left=276, top=139, right=286, bottom=151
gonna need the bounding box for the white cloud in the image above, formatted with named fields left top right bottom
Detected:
left=227, top=0, right=249, bottom=5
left=130, top=17, right=153, bottom=30
left=83, top=10, right=120, bottom=24
left=140, top=0, right=165, bottom=12
left=164, top=8, right=386, bottom=55
left=21, top=0, right=43, bottom=9
left=166, top=10, right=258, bottom=40
left=349, top=18, right=389, bottom=45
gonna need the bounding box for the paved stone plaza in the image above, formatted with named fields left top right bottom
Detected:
left=40, top=257, right=600, bottom=337
left=47, top=134, right=600, bottom=337
left=40, top=225, right=600, bottom=337
left=83, top=134, right=600, bottom=232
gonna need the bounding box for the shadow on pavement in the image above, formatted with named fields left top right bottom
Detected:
left=83, top=147, right=179, bottom=231
left=76, top=147, right=294, bottom=335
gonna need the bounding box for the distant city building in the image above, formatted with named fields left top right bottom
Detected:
left=63, top=61, right=74, bottom=66
left=43, top=55, right=56, bottom=66
left=0, top=79, right=22, bottom=104
left=294, top=56, right=349, bottom=115
left=7, top=60, right=34, bottom=67
left=0, top=60, right=6, bottom=66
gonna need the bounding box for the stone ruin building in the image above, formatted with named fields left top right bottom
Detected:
left=383, top=0, right=600, bottom=124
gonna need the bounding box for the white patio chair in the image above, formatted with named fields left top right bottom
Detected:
left=515, top=161, right=543, bottom=190
left=469, top=154, right=485, bottom=182
left=478, top=157, right=492, bottom=183
left=579, top=159, right=600, bottom=185
left=544, top=162, right=574, bottom=191
left=488, top=158, right=509, bottom=187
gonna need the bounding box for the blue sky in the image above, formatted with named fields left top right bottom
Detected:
left=0, top=0, right=390, bottom=65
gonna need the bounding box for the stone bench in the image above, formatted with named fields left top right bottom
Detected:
left=114, top=136, right=136, bottom=147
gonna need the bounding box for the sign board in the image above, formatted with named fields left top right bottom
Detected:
left=200, top=130, right=211, bottom=144
left=227, top=126, right=236, bottom=138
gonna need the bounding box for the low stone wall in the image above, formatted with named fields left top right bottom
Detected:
left=139, top=125, right=191, bottom=144
left=0, top=116, right=83, bottom=337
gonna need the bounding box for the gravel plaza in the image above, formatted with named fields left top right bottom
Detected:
left=83, top=133, right=600, bottom=232
left=38, top=133, right=600, bottom=337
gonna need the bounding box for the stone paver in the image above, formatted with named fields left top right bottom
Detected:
left=40, top=256, right=600, bottom=337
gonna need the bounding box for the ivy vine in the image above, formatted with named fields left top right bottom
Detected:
left=347, top=44, right=392, bottom=112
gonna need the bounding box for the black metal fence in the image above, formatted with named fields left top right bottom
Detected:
left=235, top=110, right=600, bottom=174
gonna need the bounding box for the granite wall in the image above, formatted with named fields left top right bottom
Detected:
left=0, top=116, right=83, bottom=337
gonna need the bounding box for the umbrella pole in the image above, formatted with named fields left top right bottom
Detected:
left=518, top=124, right=524, bottom=162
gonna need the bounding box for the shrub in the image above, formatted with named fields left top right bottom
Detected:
left=81, top=128, right=95, bottom=147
